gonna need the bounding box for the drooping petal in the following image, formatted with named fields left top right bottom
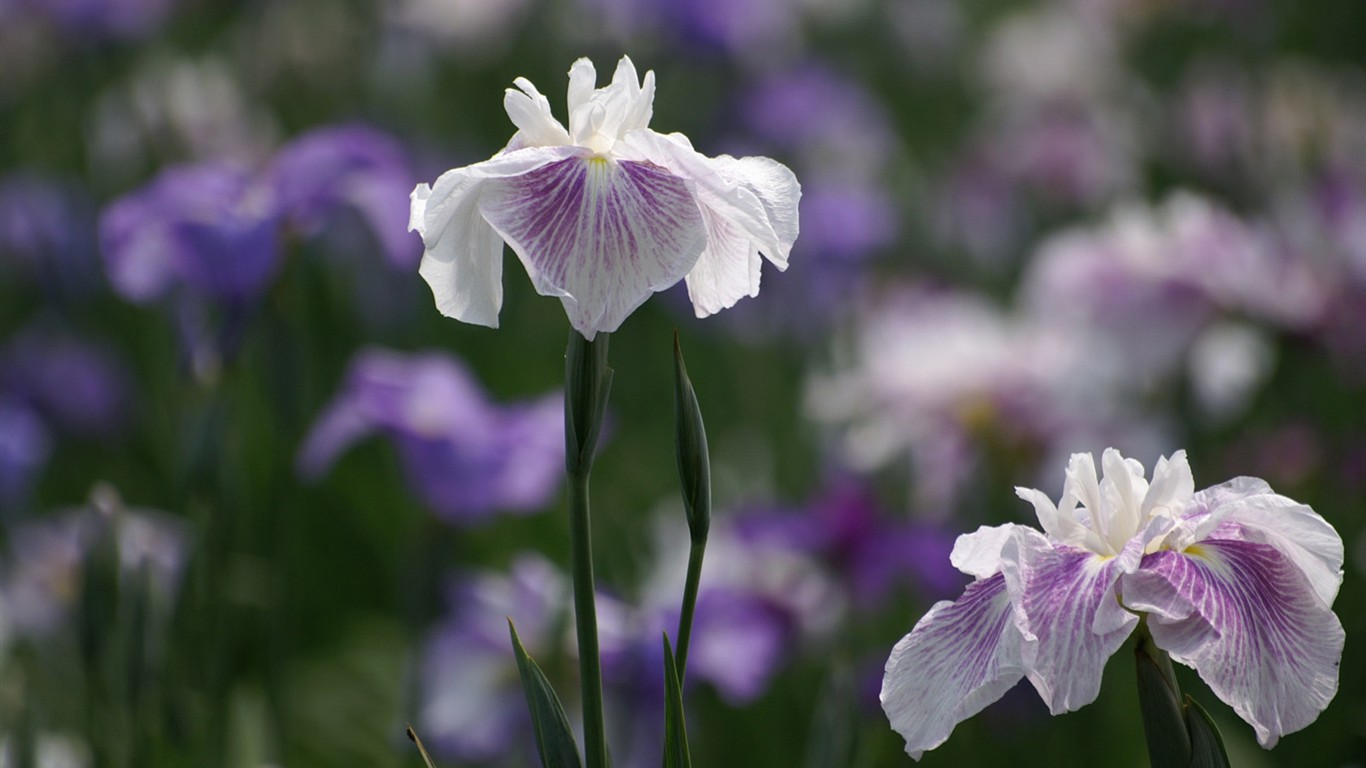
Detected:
left=1187, top=479, right=1343, bottom=607
left=949, top=524, right=1028, bottom=579
left=1121, top=542, right=1344, bottom=747
left=999, top=528, right=1140, bottom=714
left=881, top=573, right=1025, bottom=760
left=413, top=146, right=578, bottom=328
left=478, top=155, right=707, bottom=339
left=618, top=130, right=799, bottom=316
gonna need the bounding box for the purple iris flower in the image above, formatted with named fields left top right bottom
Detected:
left=416, top=555, right=568, bottom=764
left=100, top=124, right=418, bottom=305
left=6, top=0, right=172, bottom=42
left=0, top=328, right=132, bottom=438
left=297, top=348, right=563, bottom=523
left=882, top=449, right=1344, bottom=758
left=0, top=401, right=50, bottom=510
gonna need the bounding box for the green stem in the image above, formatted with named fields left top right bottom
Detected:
left=673, top=539, right=707, bottom=681
left=564, top=331, right=612, bottom=768
left=1134, top=620, right=1190, bottom=768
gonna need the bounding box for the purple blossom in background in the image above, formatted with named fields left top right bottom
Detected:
left=100, top=163, right=280, bottom=304
left=100, top=124, right=418, bottom=305
left=0, top=328, right=132, bottom=438
left=263, top=125, right=420, bottom=269
left=298, top=348, right=563, bottom=523
left=0, top=401, right=50, bottom=510
left=6, top=0, right=173, bottom=41
left=417, top=554, right=568, bottom=764
left=0, top=174, right=102, bottom=296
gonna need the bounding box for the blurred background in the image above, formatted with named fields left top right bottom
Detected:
left=2, top=0, right=1365, bottom=765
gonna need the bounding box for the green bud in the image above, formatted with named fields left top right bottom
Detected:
left=565, top=330, right=613, bottom=476
left=672, top=332, right=711, bottom=542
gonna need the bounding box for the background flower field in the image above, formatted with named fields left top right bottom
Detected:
left=2, top=0, right=1364, bottom=765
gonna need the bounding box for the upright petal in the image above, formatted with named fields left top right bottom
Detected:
left=1121, top=542, right=1343, bottom=747
left=566, top=58, right=597, bottom=117
left=1142, top=450, right=1194, bottom=519
left=999, top=528, right=1140, bottom=714
left=504, top=78, right=572, bottom=147
left=479, top=155, right=707, bottom=339
left=414, top=147, right=577, bottom=328
left=881, top=573, right=1025, bottom=760
left=950, top=523, right=1027, bottom=579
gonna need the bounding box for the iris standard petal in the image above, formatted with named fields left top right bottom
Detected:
left=478, top=155, right=707, bottom=339
left=1000, top=528, right=1140, bottom=714
left=1121, top=542, right=1343, bottom=747
left=413, top=146, right=576, bottom=328
left=881, top=573, right=1025, bottom=760
left=504, top=78, right=572, bottom=147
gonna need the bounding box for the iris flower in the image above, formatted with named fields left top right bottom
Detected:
left=409, top=56, right=800, bottom=339
left=881, top=448, right=1343, bottom=759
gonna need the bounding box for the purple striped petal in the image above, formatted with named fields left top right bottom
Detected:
left=1121, top=542, right=1343, bottom=747
left=1000, top=528, right=1140, bottom=713
left=881, top=573, right=1025, bottom=760
left=479, top=155, right=706, bottom=338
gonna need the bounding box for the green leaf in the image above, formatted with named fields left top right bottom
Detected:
left=662, top=635, right=691, bottom=768
left=406, top=724, right=439, bottom=768
left=1183, top=695, right=1232, bottom=768
left=509, top=620, right=584, bottom=768
left=671, top=332, right=711, bottom=543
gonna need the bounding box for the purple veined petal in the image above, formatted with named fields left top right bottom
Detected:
left=999, top=528, right=1140, bottom=714
left=949, top=523, right=1026, bottom=579
left=1185, top=481, right=1343, bottom=608
left=478, top=154, right=707, bottom=339
left=1121, top=542, right=1344, bottom=747
left=413, top=146, right=579, bottom=328
left=618, top=131, right=799, bottom=317
left=880, top=573, right=1025, bottom=760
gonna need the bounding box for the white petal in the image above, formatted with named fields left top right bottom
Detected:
left=416, top=147, right=577, bottom=327
left=999, top=528, right=1140, bottom=714
left=1014, top=486, right=1072, bottom=542
left=881, top=573, right=1025, bottom=760
left=566, top=57, right=596, bottom=116
left=950, top=523, right=1025, bottom=579
left=619, top=130, right=800, bottom=316
left=1192, top=480, right=1344, bottom=607
left=478, top=155, right=706, bottom=339
left=1142, top=450, right=1195, bottom=517
left=504, top=77, right=571, bottom=147
left=1122, top=542, right=1343, bottom=747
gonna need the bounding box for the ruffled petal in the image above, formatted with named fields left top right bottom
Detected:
left=1190, top=480, right=1343, bottom=607
left=414, top=147, right=578, bottom=328
left=504, top=77, right=572, bottom=147
left=1142, top=450, right=1194, bottom=518
left=618, top=130, right=800, bottom=316
left=949, top=523, right=1027, bottom=579
left=1121, top=542, right=1343, bottom=747
left=1000, top=528, right=1140, bottom=713
left=478, top=155, right=707, bottom=339
left=880, top=573, right=1025, bottom=760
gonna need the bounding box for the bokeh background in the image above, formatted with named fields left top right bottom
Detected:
left=2, top=0, right=1365, bottom=765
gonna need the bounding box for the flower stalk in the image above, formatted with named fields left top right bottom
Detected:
left=564, top=330, right=613, bottom=768
left=671, top=333, right=711, bottom=680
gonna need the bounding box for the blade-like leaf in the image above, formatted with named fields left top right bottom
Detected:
left=510, top=620, right=584, bottom=768
left=406, top=724, right=439, bottom=768
left=1183, top=695, right=1232, bottom=768
left=662, top=635, right=691, bottom=768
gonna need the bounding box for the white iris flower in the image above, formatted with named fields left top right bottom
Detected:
left=409, top=56, right=800, bottom=339
left=881, top=448, right=1344, bottom=759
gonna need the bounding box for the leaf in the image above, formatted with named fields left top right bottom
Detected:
left=662, top=635, right=691, bottom=768
left=1183, top=695, right=1232, bottom=768
left=405, top=724, right=439, bottom=768
left=509, top=620, right=584, bottom=768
